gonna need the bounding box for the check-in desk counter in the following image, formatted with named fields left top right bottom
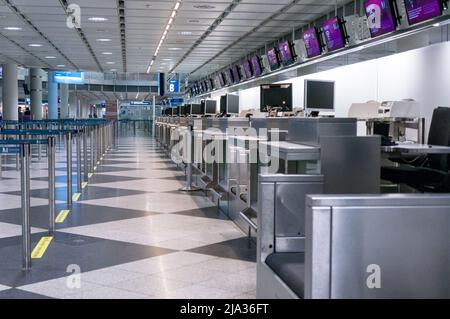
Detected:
left=200, top=118, right=250, bottom=205
left=231, top=117, right=381, bottom=237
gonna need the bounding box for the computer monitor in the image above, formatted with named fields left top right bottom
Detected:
left=191, top=103, right=204, bottom=115
left=260, top=84, right=293, bottom=112
left=205, top=100, right=217, bottom=115
left=220, top=94, right=240, bottom=115
left=304, top=80, right=335, bottom=115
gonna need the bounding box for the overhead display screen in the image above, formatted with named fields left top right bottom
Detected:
left=243, top=58, right=253, bottom=78
left=322, top=17, right=346, bottom=52
left=364, top=0, right=398, bottom=37
left=232, top=65, right=242, bottom=83
left=303, top=27, right=322, bottom=58
left=251, top=55, right=263, bottom=76
left=404, top=0, right=443, bottom=25
left=267, top=47, right=281, bottom=70
left=278, top=40, right=295, bottom=66
left=53, top=72, right=85, bottom=84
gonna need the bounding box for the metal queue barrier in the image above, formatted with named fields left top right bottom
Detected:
left=0, top=139, right=49, bottom=270
left=0, top=120, right=116, bottom=270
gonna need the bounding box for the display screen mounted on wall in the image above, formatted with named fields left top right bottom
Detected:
left=303, top=27, right=323, bottom=58
left=278, top=40, right=296, bottom=66
left=53, top=72, right=85, bottom=84
left=243, top=58, right=253, bottom=78
left=404, top=0, right=444, bottom=25
left=322, top=17, right=347, bottom=52
left=364, top=0, right=399, bottom=37
left=219, top=72, right=227, bottom=87
left=232, top=65, right=242, bottom=83
left=267, top=47, right=281, bottom=70
left=251, top=55, right=263, bottom=76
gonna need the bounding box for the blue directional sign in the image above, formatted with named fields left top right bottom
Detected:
left=0, top=146, right=20, bottom=154
left=53, top=72, right=85, bottom=84
left=168, top=79, right=180, bottom=93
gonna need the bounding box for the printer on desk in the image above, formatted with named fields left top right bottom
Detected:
left=349, top=99, right=425, bottom=144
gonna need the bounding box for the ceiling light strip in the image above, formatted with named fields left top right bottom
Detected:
left=168, top=0, right=243, bottom=74
left=117, top=0, right=127, bottom=73
left=58, top=0, right=104, bottom=72
left=146, top=1, right=181, bottom=73
left=0, top=31, right=51, bottom=67
left=189, top=0, right=303, bottom=76
left=1, top=0, right=79, bottom=69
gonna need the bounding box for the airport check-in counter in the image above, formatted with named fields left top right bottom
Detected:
left=199, top=118, right=250, bottom=203
left=257, top=193, right=450, bottom=299
left=228, top=117, right=380, bottom=237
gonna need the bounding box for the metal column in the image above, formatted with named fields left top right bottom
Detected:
left=66, top=132, right=73, bottom=207
left=48, top=137, right=56, bottom=233
left=21, top=143, right=31, bottom=270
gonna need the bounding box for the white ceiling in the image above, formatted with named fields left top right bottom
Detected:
left=0, top=0, right=353, bottom=77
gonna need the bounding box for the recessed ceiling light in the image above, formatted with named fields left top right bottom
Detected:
left=106, top=61, right=115, bottom=64
left=162, top=58, right=172, bottom=61
left=96, top=38, right=112, bottom=42
left=4, top=27, right=22, bottom=31
left=45, top=56, right=56, bottom=59
left=168, top=47, right=182, bottom=51
left=179, top=31, right=192, bottom=35
left=89, top=17, right=108, bottom=22
left=56, top=65, right=65, bottom=67
left=28, top=44, right=43, bottom=47
left=193, top=5, right=215, bottom=9
left=102, top=52, right=113, bottom=55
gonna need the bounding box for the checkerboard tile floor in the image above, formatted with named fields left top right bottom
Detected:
left=0, top=136, right=256, bottom=299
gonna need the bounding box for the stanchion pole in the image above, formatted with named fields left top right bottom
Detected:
left=76, top=132, right=82, bottom=193
left=83, top=128, right=88, bottom=182
left=48, top=137, right=56, bottom=233
left=90, top=128, right=95, bottom=175
left=21, top=143, right=31, bottom=270
left=66, top=132, right=73, bottom=207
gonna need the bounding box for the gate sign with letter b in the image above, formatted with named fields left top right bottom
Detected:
left=168, top=80, right=179, bottom=93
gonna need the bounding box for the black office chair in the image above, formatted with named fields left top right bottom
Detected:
left=381, top=107, right=450, bottom=193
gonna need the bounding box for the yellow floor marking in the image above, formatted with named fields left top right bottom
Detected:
left=31, top=236, right=53, bottom=259
left=88, top=173, right=93, bottom=178
left=55, top=210, right=70, bottom=223
left=72, top=193, right=81, bottom=202
left=82, top=182, right=88, bottom=189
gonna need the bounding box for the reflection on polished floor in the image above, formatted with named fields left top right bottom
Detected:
left=0, top=136, right=256, bottom=299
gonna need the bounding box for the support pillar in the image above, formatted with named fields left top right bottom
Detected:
left=47, top=71, right=58, bottom=120
left=1, top=63, right=19, bottom=120
left=59, top=83, right=69, bottom=118
left=30, top=68, right=43, bottom=120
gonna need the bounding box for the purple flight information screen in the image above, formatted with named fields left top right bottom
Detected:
left=322, top=17, right=346, bottom=52
left=243, top=58, right=253, bottom=78
left=303, top=28, right=322, bottom=58
left=267, top=48, right=280, bottom=70
left=278, top=40, right=294, bottom=65
left=404, top=0, right=442, bottom=25
left=232, top=65, right=241, bottom=82
left=364, top=0, right=397, bottom=37
left=251, top=55, right=263, bottom=76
